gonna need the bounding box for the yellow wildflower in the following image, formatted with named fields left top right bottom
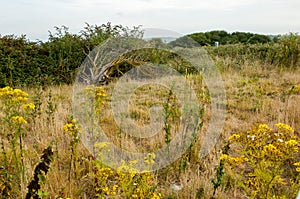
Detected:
left=286, top=140, right=299, bottom=153
left=220, top=154, right=229, bottom=161
left=151, top=193, right=162, bottom=199
left=228, top=156, right=247, bottom=166
left=21, top=103, right=35, bottom=110
left=144, top=153, right=156, bottom=165
left=286, top=139, right=298, bottom=147
left=0, top=87, right=31, bottom=103
left=103, top=186, right=109, bottom=193
left=263, top=144, right=282, bottom=156
left=294, top=162, right=300, bottom=167
left=113, top=185, right=118, bottom=191
left=256, top=124, right=272, bottom=134
left=63, top=123, right=74, bottom=132
left=228, top=133, right=241, bottom=141
left=276, top=123, right=294, bottom=133
left=11, top=116, right=27, bottom=124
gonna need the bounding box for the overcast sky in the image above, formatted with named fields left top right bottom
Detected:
left=0, top=0, right=299, bottom=41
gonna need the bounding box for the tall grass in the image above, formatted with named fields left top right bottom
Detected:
left=0, top=57, right=299, bottom=198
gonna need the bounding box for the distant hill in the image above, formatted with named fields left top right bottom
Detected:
left=144, top=36, right=178, bottom=43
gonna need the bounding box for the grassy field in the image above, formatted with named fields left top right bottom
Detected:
left=0, top=53, right=300, bottom=198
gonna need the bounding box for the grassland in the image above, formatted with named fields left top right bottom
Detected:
left=0, top=49, right=300, bottom=198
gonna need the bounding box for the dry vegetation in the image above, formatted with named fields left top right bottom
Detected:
left=1, top=56, right=300, bottom=198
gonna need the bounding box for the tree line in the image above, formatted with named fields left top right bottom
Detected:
left=0, top=23, right=143, bottom=87
left=187, top=30, right=276, bottom=46
left=0, top=24, right=298, bottom=87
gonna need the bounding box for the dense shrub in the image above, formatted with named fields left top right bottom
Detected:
left=0, top=26, right=298, bottom=87
left=188, top=30, right=272, bottom=46
left=206, top=34, right=300, bottom=68
left=0, top=23, right=142, bottom=87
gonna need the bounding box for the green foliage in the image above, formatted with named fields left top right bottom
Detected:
left=278, top=33, right=300, bottom=69
left=207, top=43, right=283, bottom=66
left=0, top=35, right=50, bottom=86
left=45, top=26, right=86, bottom=84
left=0, top=25, right=298, bottom=87
left=188, top=30, right=272, bottom=46
left=0, top=86, right=35, bottom=197
left=0, top=23, right=143, bottom=87
left=206, top=33, right=299, bottom=68
left=90, top=157, right=162, bottom=198
left=63, top=115, right=81, bottom=181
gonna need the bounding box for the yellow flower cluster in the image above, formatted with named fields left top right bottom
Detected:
left=263, top=144, right=283, bottom=157
left=63, top=119, right=80, bottom=137
left=151, top=193, right=162, bottom=199
left=92, top=144, right=162, bottom=199
left=294, top=162, right=300, bottom=172
left=0, top=86, right=29, bottom=103
left=220, top=154, right=229, bottom=161
left=221, top=154, right=248, bottom=166
left=228, top=133, right=241, bottom=141
left=81, top=85, right=107, bottom=115
left=286, top=139, right=298, bottom=147
left=56, top=198, right=71, bottom=199
left=102, top=185, right=118, bottom=196
left=21, top=103, right=35, bottom=110
left=82, top=85, right=107, bottom=98
left=144, top=153, right=156, bottom=165
left=96, top=167, right=114, bottom=181
left=285, top=139, right=299, bottom=153
left=222, top=122, right=299, bottom=198
left=95, top=86, right=107, bottom=98
left=257, top=124, right=272, bottom=132
left=11, top=116, right=27, bottom=124
left=276, top=123, right=294, bottom=133
left=117, top=160, right=139, bottom=179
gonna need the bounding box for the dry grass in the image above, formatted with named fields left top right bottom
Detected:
left=1, top=58, right=299, bottom=198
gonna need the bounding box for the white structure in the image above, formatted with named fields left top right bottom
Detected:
left=215, top=41, right=219, bottom=47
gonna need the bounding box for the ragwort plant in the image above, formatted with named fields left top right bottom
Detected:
left=78, top=85, right=162, bottom=198
left=78, top=85, right=107, bottom=157
left=0, top=86, right=35, bottom=197
left=221, top=123, right=300, bottom=198
left=63, top=115, right=81, bottom=182
left=91, top=142, right=162, bottom=199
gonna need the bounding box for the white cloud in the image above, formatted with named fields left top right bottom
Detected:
left=0, top=0, right=299, bottom=40
left=74, top=0, right=259, bottom=11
